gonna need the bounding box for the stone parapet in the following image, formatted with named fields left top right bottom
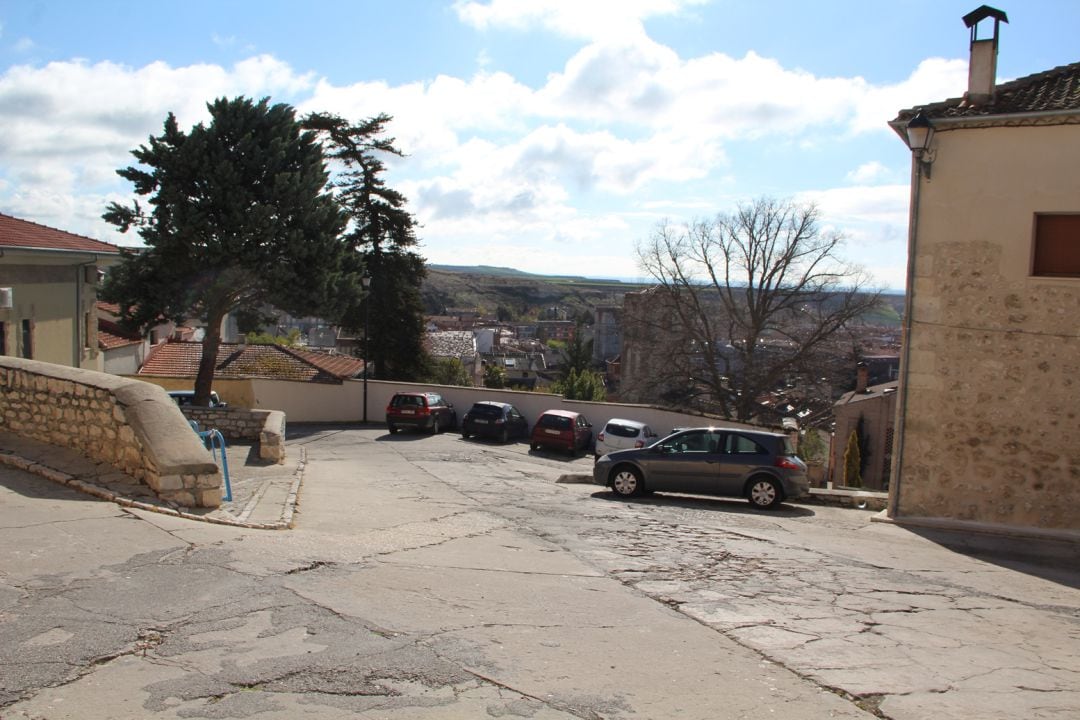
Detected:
left=0, top=357, right=222, bottom=507
left=180, top=407, right=286, bottom=464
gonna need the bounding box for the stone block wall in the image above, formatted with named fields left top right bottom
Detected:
left=179, top=406, right=286, bottom=464
left=894, top=123, right=1080, bottom=535
left=0, top=357, right=222, bottom=507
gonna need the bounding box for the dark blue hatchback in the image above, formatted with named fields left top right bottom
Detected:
left=461, top=401, right=529, bottom=443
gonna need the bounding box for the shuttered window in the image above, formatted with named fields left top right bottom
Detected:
left=1033, top=214, right=1080, bottom=277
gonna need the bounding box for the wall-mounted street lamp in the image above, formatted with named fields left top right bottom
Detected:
left=905, top=110, right=936, bottom=179
left=361, top=274, right=371, bottom=424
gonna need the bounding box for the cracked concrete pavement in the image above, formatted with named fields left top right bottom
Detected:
left=1, top=424, right=1078, bottom=719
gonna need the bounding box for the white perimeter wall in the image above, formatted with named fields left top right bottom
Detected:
left=248, top=377, right=763, bottom=436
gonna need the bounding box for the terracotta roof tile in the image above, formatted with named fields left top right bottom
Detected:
left=138, top=341, right=345, bottom=383
left=98, top=319, right=142, bottom=350
left=289, top=347, right=366, bottom=378
left=895, top=61, right=1080, bottom=122
left=0, top=212, right=122, bottom=254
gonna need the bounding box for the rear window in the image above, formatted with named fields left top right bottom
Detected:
left=391, top=395, right=425, bottom=408
left=604, top=423, right=642, bottom=439
left=470, top=404, right=502, bottom=418
left=538, top=414, right=573, bottom=430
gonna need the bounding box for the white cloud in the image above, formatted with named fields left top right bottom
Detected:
left=452, top=0, right=709, bottom=41
left=846, top=161, right=891, bottom=184
left=13, top=37, right=34, bottom=53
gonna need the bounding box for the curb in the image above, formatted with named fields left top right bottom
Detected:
left=0, top=448, right=305, bottom=530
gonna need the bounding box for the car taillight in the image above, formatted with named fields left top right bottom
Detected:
left=494, top=418, right=505, bottom=424
left=774, top=457, right=801, bottom=470
left=417, top=406, right=431, bottom=416
left=634, top=440, right=644, bottom=448
left=597, top=431, right=606, bottom=442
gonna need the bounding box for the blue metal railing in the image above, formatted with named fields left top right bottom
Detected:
left=189, top=421, right=232, bottom=502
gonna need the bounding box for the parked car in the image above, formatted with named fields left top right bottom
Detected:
left=460, top=401, right=529, bottom=443
left=592, top=426, right=808, bottom=509
left=168, top=390, right=226, bottom=408
left=530, top=409, right=593, bottom=455
left=386, top=392, right=456, bottom=434
left=594, top=418, right=658, bottom=460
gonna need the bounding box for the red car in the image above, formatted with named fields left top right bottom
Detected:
left=530, top=409, right=593, bottom=455
left=385, top=392, right=457, bottom=434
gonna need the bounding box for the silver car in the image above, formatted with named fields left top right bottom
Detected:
left=594, top=418, right=658, bottom=460
left=592, top=427, right=808, bottom=509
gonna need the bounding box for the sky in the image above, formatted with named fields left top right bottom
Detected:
left=1, top=1, right=1078, bottom=291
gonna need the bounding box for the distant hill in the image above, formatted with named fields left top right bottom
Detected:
left=422, top=264, right=904, bottom=327
left=421, top=266, right=646, bottom=319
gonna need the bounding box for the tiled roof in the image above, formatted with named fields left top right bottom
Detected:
left=289, top=347, right=366, bottom=378
left=425, top=330, right=477, bottom=358
left=138, top=340, right=346, bottom=383
left=0, top=212, right=122, bottom=254
left=895, top=61, right=1080, bottom=122
left=98, top=319, right=142, bottom=350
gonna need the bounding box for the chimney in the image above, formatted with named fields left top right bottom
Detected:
left=962, top=6, right=1009, bottom=105
left=856, top=362, right=869, bottom=394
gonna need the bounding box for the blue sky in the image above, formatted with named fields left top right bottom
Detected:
left=1, top=1, right=1078, bottom=290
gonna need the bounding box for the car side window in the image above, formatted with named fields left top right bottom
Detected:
left=665, top=430, right=710, bottom=453
left=723, top=434, right=768, bottom=455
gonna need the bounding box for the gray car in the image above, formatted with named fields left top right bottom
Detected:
left=592, top=427, right=808, bottom=509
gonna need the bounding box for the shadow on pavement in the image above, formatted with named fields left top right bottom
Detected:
left=589, top=489, right=818, bottom=517
left=906, top=527, right=1080, bottom=589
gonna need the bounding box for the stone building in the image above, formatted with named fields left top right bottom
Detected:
left=592, top=305, right=621, bottom=364
left=887, top=7, right=1080, bottom=536
left=832, top=364, right=897, bottom=491
left=618, top=287, right=680, bottom=404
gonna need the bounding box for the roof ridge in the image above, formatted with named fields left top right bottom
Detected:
left=0, top=211, right=121, bottom=250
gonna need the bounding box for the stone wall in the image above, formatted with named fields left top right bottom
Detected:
left=181, top=406, right=286, bottom=464
left=0, top=357, right=222, bottom=507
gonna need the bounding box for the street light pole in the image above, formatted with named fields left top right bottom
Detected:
left=362, top=274, right=371, bottom=424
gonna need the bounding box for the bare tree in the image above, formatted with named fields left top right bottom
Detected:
left=633, top=197, right=881, bottom=421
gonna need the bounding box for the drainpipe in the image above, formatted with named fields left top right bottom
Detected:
left=74, top=265, right=83, bottom=367
left=888, top=150, right=924, bottom=518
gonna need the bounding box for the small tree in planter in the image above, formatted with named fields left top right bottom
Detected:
left=842, top=430, right=863, bottom=488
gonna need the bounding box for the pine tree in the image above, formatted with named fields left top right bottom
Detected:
left=304, top=112, right=427, bottom=381
left=102, top=97, right=350, bottom=405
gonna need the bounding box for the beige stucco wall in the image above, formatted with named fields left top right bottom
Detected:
left=894, top=122, right=1080, bottom=533
left=0, top=264, right=103, bottom=370
left=833, top=390, right=896, bottom=491
left=240, top=377, right=765, bottom=438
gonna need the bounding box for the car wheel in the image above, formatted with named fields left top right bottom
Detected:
left=747, top=477, right=783, bottom=510
left=430, top=417, right=440, bottom=434
left=531, top=442, right=542, bottom=451
left=387, top=424, right=398, bottom=435
left=499, top=427, right=509, bottom=444
left=461, top=427, right=470, bottom=439
left=611, top=466, right=644, bottom=498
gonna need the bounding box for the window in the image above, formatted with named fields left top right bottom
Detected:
left=1033, top=214, right=1080, bottom=277
left=723, top=433, right=768, bottom=455
left=20, top=319, right=32, bottom=359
